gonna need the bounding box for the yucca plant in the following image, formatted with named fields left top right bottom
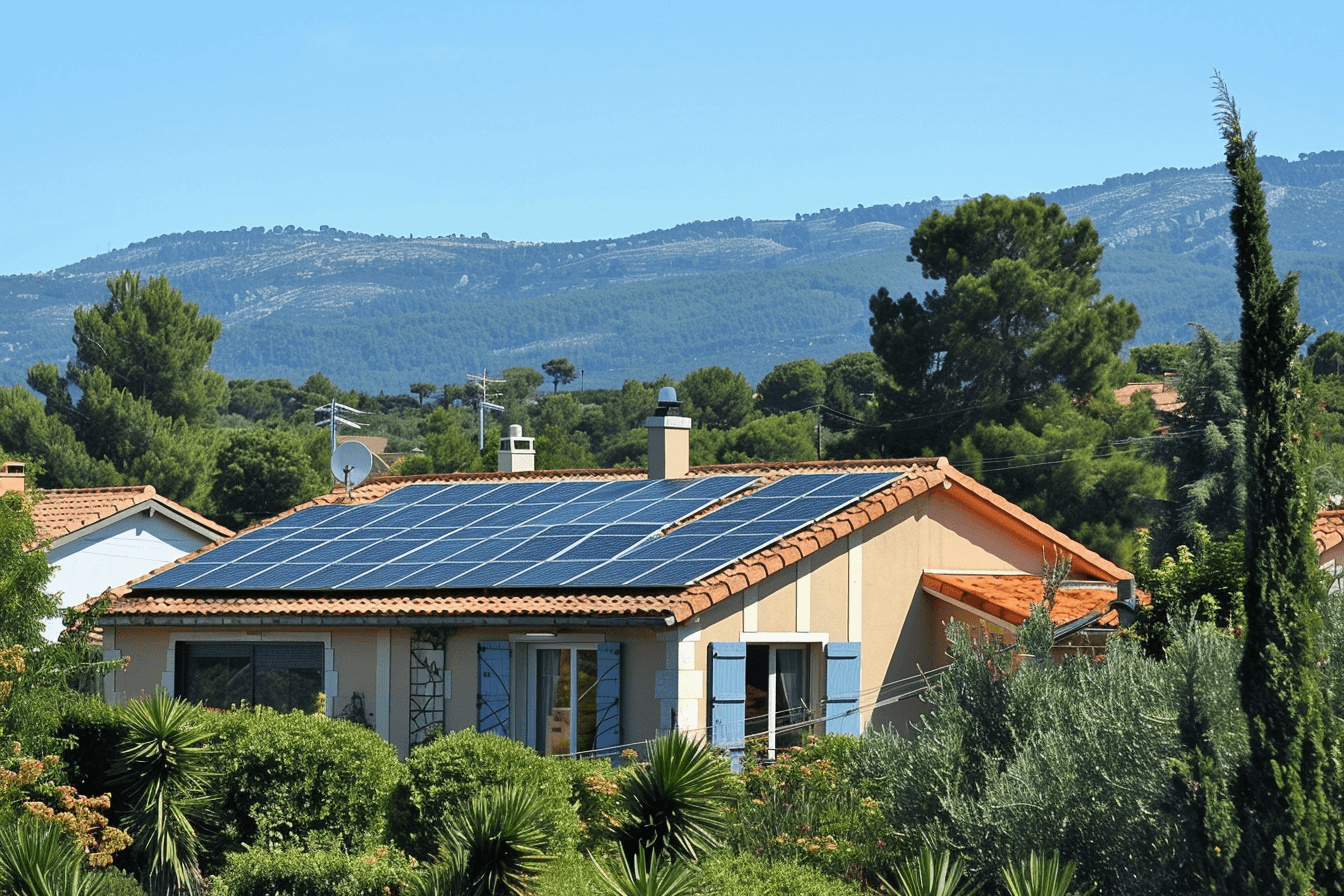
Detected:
left=591, top=844, right=696, bottom=896
left=413, top=784, right=550, bottom=896
left=612, top=729, right=732, bottom=868
left=112, top=689, right=215, bottom=896
left=0, top=820, right=108, bottom=896
left=876, top=847, right=978, bottom=896
left=1002, top=851, right=1096, bottom=896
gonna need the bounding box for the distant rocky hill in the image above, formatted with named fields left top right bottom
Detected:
left=4, top=151, right=1342, bottom=394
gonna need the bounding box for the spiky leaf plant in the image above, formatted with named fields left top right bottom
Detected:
left=112, top=689, right=215, bottom=896
left=414, top=785, right=550, bottom=896
left=612, top=729, right=733, bottom=867
left=1002, top=851, right=1096, bottom=896
left=591, top=844, right=697, bottom=896
left=0, top=820, right=108, bottom=896
left=876, top=847, right=978, bottom=896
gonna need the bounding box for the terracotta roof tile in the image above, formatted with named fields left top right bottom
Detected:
left=921, top=572, right=1121, bottom=628
left=30, top=486, right=233, bottom=543
left=1115, top=381, right=1184, bottom=414
left=1316, top=509, right=1344, bottom=556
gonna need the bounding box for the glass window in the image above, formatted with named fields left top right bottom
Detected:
left=744, top=644, right=811, bottom=753
left=177, top=642, right=323, bottom=713
left=531, top=647, right=599, bottom=755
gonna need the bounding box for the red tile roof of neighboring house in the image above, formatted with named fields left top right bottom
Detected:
left=1114, top=381, right=1184, bottom=414
left=101, top=458, right=1131, bottom=625
left=30, top=486, right=234, bottom=545
left=921, top=571, right=1123, bottom=628
left=1316, top=509, right=1344, bottom=557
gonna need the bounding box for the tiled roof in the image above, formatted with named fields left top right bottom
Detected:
left=1114, top=381, right=1184, bottom=414
left=1317, top=509, right=1344, bottom=557
left=921, top=571, right=1122, bottom=628
left=30, top=486, right=234, bottom=544
left=102, top=458, right=1130, bottom=625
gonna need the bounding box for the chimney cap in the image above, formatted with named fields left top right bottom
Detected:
left=654, top=386, right=681, bottom=416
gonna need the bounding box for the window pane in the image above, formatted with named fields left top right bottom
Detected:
left=575, top=649, right=598, bottom=753
left=774, top=648, right=809, bottom=749
left=536, top=648, right=571, bottom=755
left=744, top=644, right=770, bottom=738
left=180, top=648, right=251, bottom=709
left=255, top=666, right=323, bottom=714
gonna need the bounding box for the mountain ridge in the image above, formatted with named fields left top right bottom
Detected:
left=4, top=151, right=1342, bottom=393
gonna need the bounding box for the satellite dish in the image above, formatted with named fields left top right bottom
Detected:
left=331, top=441, right=374, bottom=495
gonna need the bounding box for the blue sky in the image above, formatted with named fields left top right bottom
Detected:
left=4, top=0, right=1341, bottom=276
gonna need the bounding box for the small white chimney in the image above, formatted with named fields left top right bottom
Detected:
left=645, top=387, right=691, bottom=480
left=1, top=461, right=25, bottom=495
left=498, top=424, right=536, bottom=473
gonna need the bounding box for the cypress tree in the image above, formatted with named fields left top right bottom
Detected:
left=1216, top=75, right=1336, bottom=894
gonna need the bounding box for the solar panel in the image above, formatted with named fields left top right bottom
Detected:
left=132, top=472, right=897, bottom=593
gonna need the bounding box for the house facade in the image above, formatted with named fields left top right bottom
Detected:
left=98, top=410, right=1132, bottom=759
left=1, top=462, right=234, bottom=641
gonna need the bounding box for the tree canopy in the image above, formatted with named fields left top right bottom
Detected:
left=869, top=194, right=1140, bottom=457
left=68, top=271, right=226, bottom=425
left=0, top=490, right=56, bottom=647
left=1216, top=77, right=1338, bottom=893
left=541, top=358, right=577, bottom=393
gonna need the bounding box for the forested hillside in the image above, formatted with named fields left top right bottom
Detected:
left=3, top=152, right=1342, bottom=393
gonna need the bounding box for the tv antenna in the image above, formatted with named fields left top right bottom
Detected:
left=313, top=399, right=368, bottom=455
left=466, top=369, right=505, bottom=450
left=330, top=440, right=374, bottom=497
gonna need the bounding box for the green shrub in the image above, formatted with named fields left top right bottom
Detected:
left=57, top=695, right=129, bottom=801
left=556, top=755, right=630, bottom=854
left=387, top=729, right=581, bottom=861
left=93, top=866, right=149, bottom=896
left=686, top=852, right=864, bottom=895
left=212, top=845, right=414, bottom=896
left=855, top=623, right=1247, bottom=896
left=728, top=734, right=892, bottom=883
left=208, top=708, right=401, bottom=864
left=534, top=852, right=863, bottom=896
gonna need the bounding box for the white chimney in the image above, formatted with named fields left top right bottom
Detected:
left=645, top=387, right=691, bottom=480
left=1, top=461, right=25, bottom=495
left=498, top=424, right=536, bottom=473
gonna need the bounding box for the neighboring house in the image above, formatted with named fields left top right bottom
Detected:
left=97, top=399, right=1134, bottom=757
left=0, top=462, right=234, bottom=641
left=1114, top=377, right=1184, bottom=415
left=1317, top=509, right=1344, bottom=586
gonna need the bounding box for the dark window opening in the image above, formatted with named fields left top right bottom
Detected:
left=177, top=642, right=323, bottom=713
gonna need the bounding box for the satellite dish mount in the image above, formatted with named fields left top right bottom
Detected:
left=330, top=441, right=375, bottom=498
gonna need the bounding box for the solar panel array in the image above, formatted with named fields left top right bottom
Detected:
left=137, top=472, right=900, bottom=592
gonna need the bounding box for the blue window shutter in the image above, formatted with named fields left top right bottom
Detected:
left=825, top=642, right=861, bottom=736
left=709, top=642, right=746, bottom=750
left=595, top=642, right=621, bottom=752
left=477, top=641, right=510, bottom=736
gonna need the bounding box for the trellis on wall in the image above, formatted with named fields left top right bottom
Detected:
left=410, top=629, right=448, bottom=745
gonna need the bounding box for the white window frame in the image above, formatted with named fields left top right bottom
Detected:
left=744, top=641, right=815, bottom=755
left=508, top=634, right=606, bottom=753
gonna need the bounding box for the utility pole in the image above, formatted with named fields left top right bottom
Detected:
left=467, top=369, right=505, bottom=450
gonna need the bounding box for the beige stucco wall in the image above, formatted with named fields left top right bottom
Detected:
left=105, top=620, right=668, bottom=758
left=674, top=486, right=1099, bottom=738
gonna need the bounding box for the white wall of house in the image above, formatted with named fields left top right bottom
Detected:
left=44, top=511, right=214, bottom=640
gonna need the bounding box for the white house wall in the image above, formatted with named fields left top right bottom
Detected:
left=44, top=512, right=215, bottom=641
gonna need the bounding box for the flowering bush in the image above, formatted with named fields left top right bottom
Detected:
left=726, top=735, right=891, bottom=883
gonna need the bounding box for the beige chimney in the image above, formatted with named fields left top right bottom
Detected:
left=1, top=461, right=25, bottom=495
left=645, top=387, right=691, bottom=479
left=498, top=424, right=536, bottom=473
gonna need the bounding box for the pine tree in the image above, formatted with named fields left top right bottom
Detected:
left=1216, top=74, right=1337, bottom=894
